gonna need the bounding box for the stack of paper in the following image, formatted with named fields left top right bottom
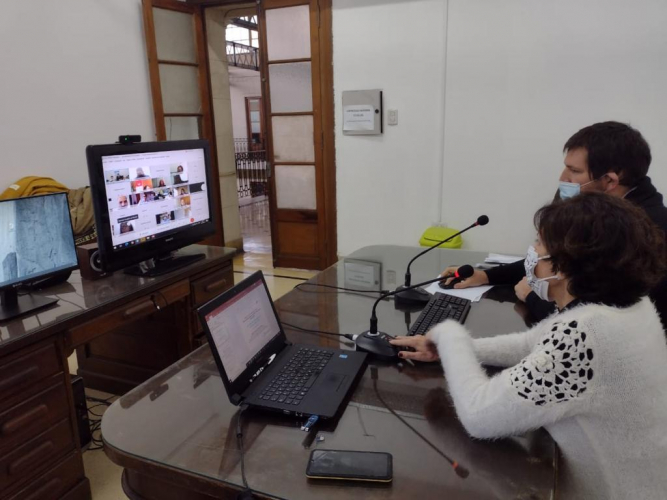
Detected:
left=484, top=253, right=524, bottom=264
left=424, top=280, right=494, bottom=303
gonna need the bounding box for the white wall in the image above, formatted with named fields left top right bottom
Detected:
left=333, top=0, right=667, bottom=256
left=441, top=0, right=667, bottom=254
left=333, top=0, right=448, bottom=256
left=229, top=71, right=262, bottom=140
left=0, top=0, right=155, bottom=191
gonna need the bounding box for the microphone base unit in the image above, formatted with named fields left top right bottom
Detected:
left=355, top=331, right=401, bottom=361
left=393, top=285, right=431, bottom=306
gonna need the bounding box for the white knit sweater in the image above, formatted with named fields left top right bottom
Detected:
left=431, top=297, right=667, bottom=500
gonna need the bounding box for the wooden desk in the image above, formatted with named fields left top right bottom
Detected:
left=0, top=245, right=235, bottom=500
left=101, top=245, right=556, bottom=500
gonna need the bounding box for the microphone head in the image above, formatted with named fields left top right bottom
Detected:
left=476, top=215, right=489, bottom=226
left=457, top=265, right=475, bottom=279
left=454, top=465, right=470, bottom=479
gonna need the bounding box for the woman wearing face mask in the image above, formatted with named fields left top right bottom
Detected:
left=391, top=192, right=667, bottom=499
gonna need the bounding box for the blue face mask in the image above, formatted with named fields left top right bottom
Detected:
left=558, top=178, right=599, bottom=200
left=558, top=181, right=580, bottom=200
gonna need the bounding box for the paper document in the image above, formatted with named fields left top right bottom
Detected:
left=343, top=105, right=375, bottom=131
left=424, top=280, right=494, bottom=303
left=484, top=253, right=523, bottom=264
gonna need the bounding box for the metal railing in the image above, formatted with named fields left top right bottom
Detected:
left=235, top=139, right=268, bottom=199
left=226, top=41, right=259, bottom=71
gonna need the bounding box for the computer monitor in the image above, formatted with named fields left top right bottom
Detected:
left=86, top=139, right=216, bottom=276
left=0, top=193, right=78, bottom=321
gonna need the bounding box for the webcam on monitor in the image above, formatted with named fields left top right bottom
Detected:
left=118, top=135, right=142, bottom=145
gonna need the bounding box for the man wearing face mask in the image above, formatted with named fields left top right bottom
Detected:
left=442, top=121, right=667, bottom=327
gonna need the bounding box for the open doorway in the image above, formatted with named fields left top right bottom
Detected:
left=143, top=0, right=337, bottom=271
left=225, top=15, right=272, bottom=260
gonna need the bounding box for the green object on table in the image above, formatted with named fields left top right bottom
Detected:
left=419, top=226, right=462, bottom=249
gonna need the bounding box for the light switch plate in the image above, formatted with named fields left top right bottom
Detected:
left=388, top=109, right=398, bottom=126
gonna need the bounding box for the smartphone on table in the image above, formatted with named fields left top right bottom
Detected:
left=306, top=449, right=393, bottom=483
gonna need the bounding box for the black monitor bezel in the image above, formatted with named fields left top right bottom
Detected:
left=86, top=139, right=216, bottom=273
left=197, top=271, right=289, bottom=404
left=0, top=192, right=78, bottom=292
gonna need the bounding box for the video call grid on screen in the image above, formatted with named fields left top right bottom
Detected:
left=102, top=149, right=210, bottom=249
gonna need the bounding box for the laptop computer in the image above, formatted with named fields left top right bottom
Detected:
left=198, top=271, right=367, bottom=419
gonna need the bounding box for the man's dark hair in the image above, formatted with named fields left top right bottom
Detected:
left=564, top=121, right=651, bottom=187
left=535, top=192, right=666, bottom=308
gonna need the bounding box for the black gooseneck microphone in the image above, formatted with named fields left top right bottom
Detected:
left=394, top=215, right=489, bottom=306
left=359, top=264, right=474, bottom=342
left=369, top=366, right=470, bottom=478
left=439, top=264, right=475, bottom=289
left=358, top=276, right=446, bottom=341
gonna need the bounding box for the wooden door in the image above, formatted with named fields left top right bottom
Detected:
left=259, top=0, right=336, bottom=270
left=142, top=0, right=224, bottom=246
left=245, top=96, right=265, bottom=151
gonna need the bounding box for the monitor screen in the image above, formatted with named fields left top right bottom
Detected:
left=0, top=193, right=77, bottom=289
left=101, top=148, right=211, bottom=251
left=204, top=279, right=282, bottom=383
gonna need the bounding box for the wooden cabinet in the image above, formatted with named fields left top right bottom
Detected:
left=73, top=260, right=233, bottom=394
left=0, top=245, right=235, bottom=499
left=8, top=452, right=89, bottom=500
left=0, top=340, right=89, bottom=500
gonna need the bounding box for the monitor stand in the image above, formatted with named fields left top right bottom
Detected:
left=123, top=252, right=206, bottom=278
left=0, top=288, right=58, bottom=322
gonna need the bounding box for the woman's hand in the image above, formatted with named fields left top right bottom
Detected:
left=514, top=277, right=532, bottom=302
left=389, top=335, right=440, bottom=362
left=440, top=266, right=489, bottom=289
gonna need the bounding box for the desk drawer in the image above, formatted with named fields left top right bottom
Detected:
left=67, top=279, right=190, bottom=348
left=0, top=381, right=69, bottom=457
left=0, top=344, right=61, bottom=405
left=7, top=451, right=84, bottom=500
left=192, top=265, right=233, bottom=306
left=0, top=418, right=74, bottom=493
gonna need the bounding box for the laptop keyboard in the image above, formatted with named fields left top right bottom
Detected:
left=408, top=293, right=471, bottom=336
left=258, top=348, right=333, bottom=406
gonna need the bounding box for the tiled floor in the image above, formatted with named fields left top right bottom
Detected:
left=235, top=196, right=316, bottom=298
left=240, top=196, right=271, bottom=255
left=75, top=196, right=316, bottom=498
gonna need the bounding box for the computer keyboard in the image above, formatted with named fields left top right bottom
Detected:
left=408, top=293, right=471, bottom=336
left=258, top=348, right=332, bottom=406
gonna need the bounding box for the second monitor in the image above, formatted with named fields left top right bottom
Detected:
left=86, top=139, right=216, bottom=277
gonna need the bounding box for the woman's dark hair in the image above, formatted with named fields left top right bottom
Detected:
left=564, top=121, right=651, bottom=187
left=534, top=192, right=666, bottom=308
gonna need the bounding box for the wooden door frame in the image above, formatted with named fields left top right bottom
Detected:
left=258, top=0, right=337, bottom=269
left=142, top=0, right=224, bottom=247
left=244, top=96, right=265, bottom=149
left=318, top=0, right=337, bottom=268
left=187, top=0, right=338, bottom=267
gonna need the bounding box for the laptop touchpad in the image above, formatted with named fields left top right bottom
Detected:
left=321, top=373, right=348, bottom=392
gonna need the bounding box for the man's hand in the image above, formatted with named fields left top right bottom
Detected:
left=440, top=266, right=489, bottom=289
left=514, top=277, right=531, bottom=302
left=389, top=335, right=440, bottom=362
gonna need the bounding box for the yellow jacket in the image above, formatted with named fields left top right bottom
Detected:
left=0, top=177, right=95, bottom=237
left=0, top=176, right=68, bottom=200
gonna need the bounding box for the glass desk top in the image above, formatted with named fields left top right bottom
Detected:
left=102, top=245, right=554, bottom=500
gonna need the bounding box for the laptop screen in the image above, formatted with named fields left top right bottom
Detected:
left=203, top=279, right=282, bottom=383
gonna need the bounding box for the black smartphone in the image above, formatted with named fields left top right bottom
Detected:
left=306, top=449, right=393, bottom=483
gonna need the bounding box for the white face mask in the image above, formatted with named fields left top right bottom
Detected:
left=524, top=245, right=558, bottom=302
